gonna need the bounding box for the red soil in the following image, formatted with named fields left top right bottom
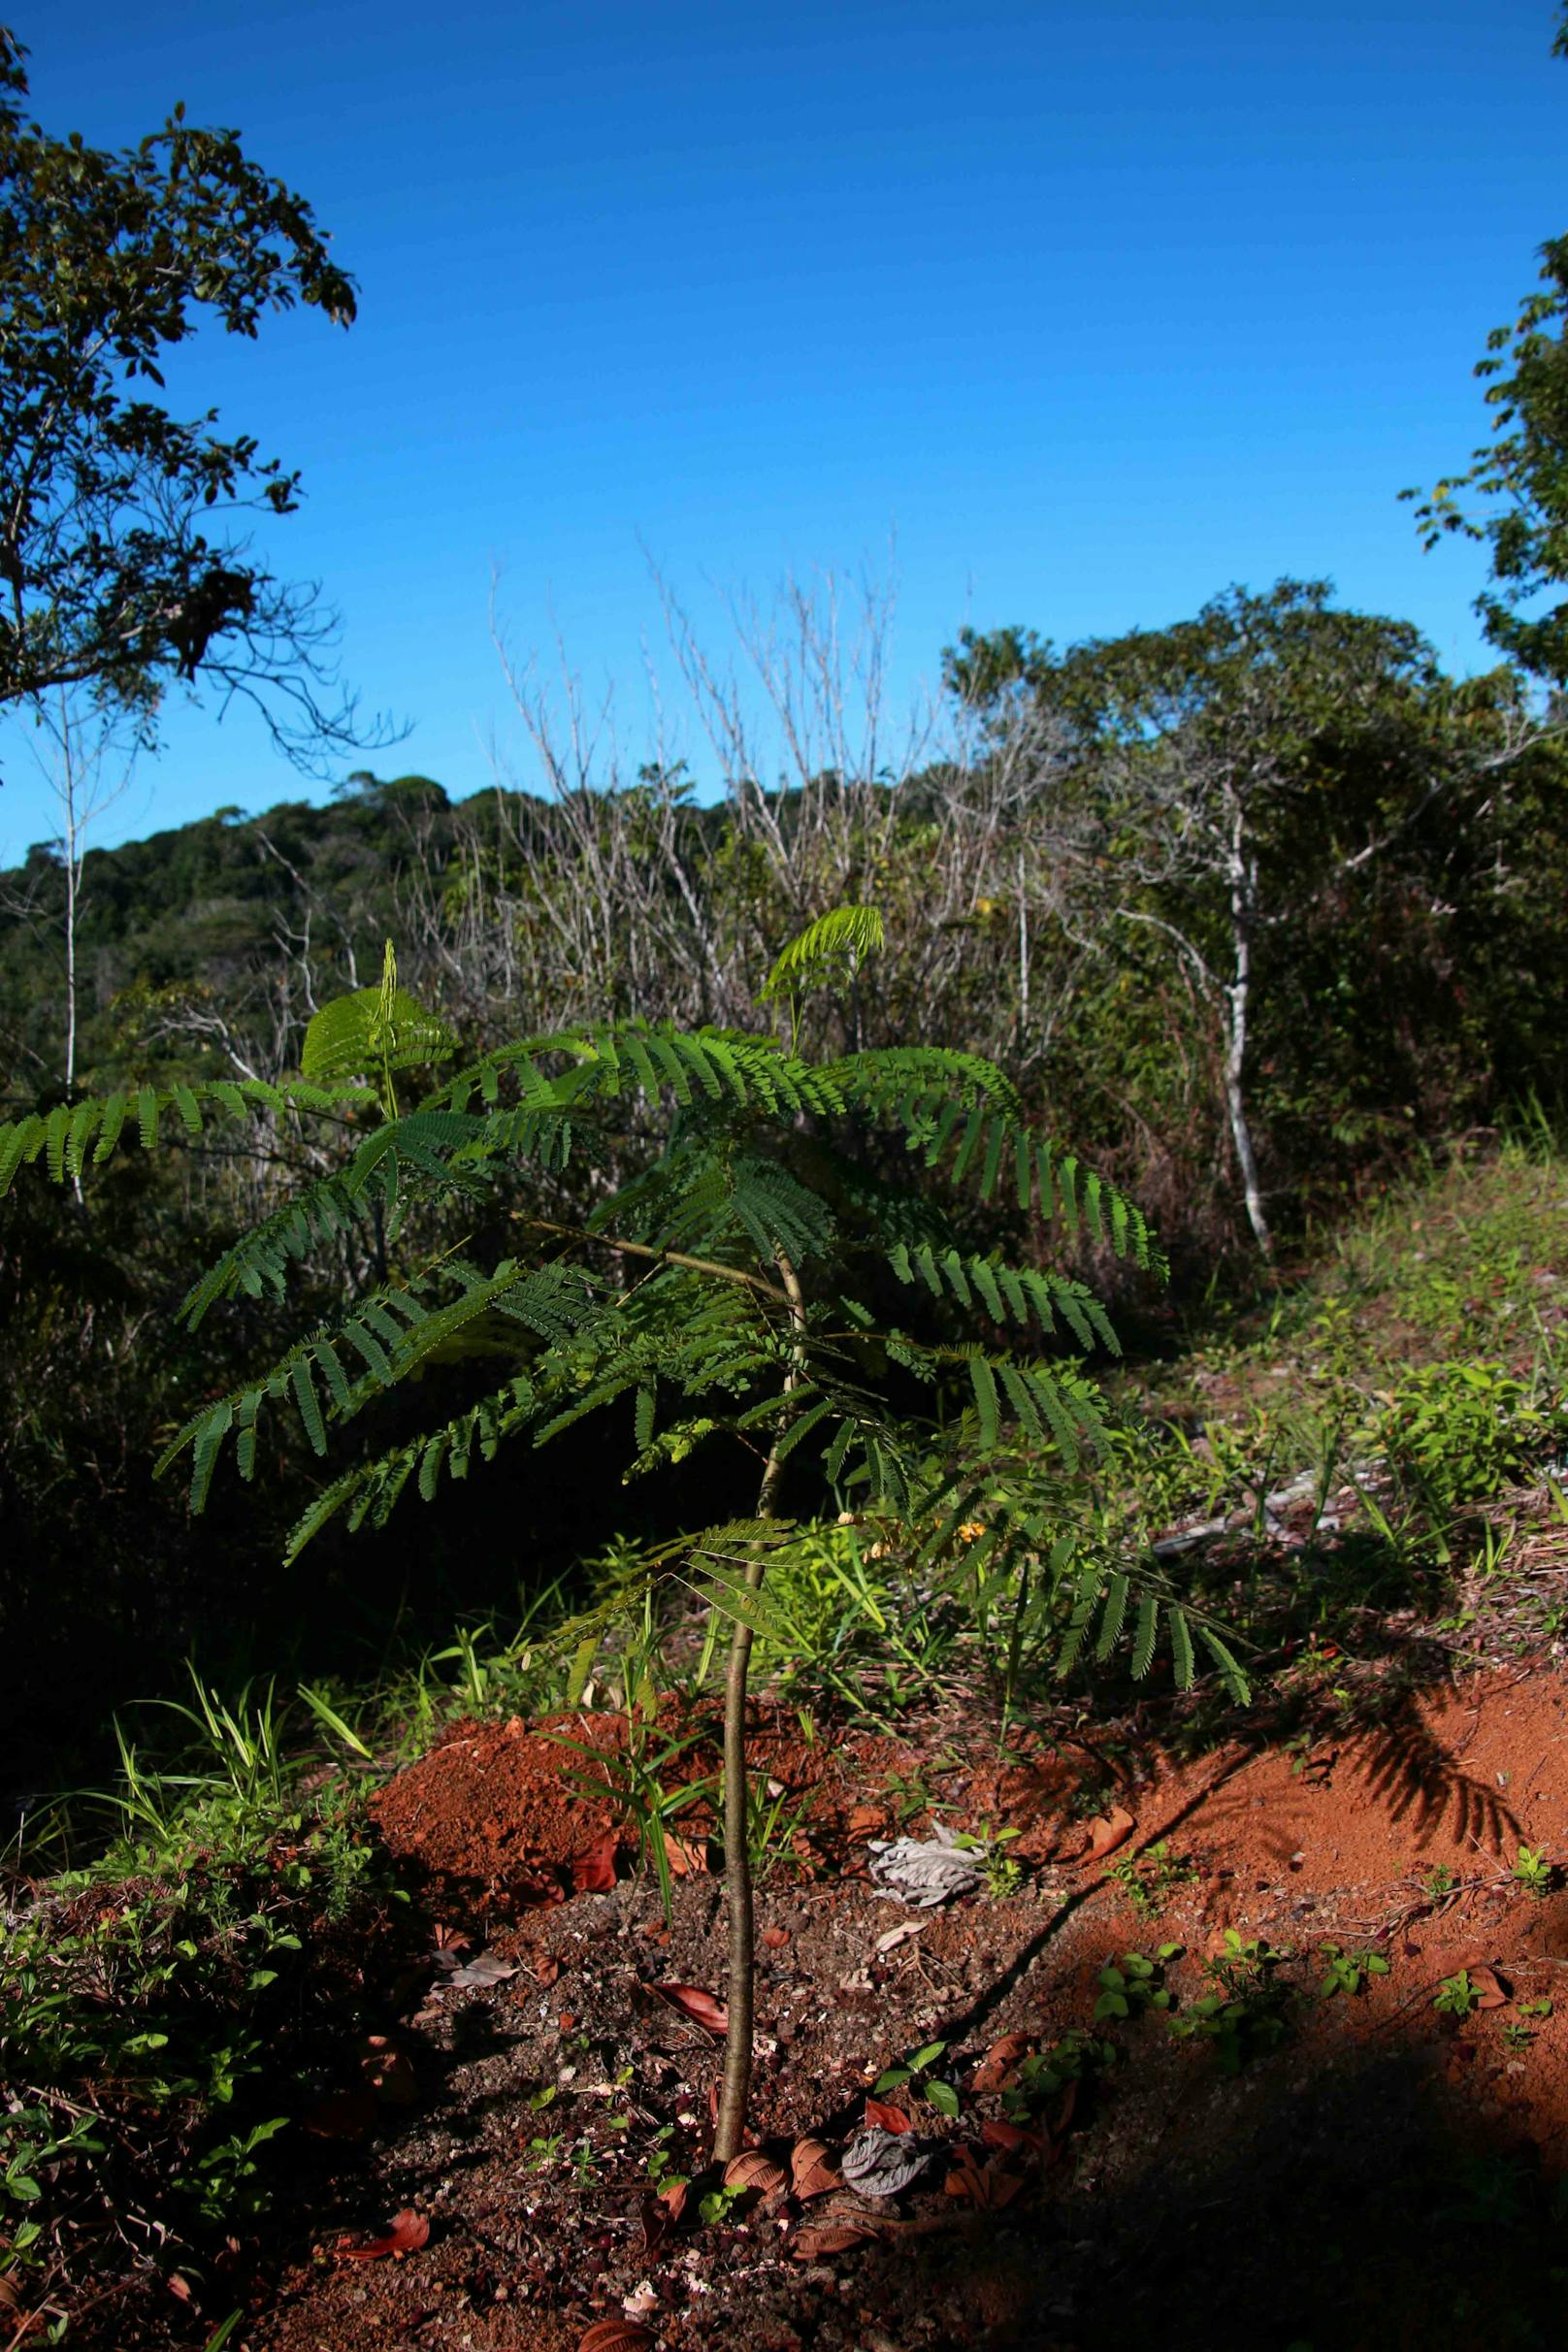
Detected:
left=201, top=1663, right=1568, bottom=2352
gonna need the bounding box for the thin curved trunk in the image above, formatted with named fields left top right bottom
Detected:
left=713, top=1249, right=807, bottom=2162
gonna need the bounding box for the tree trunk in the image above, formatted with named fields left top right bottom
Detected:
left=1224, top=832, right=1272, bottom=1258
left=713, top=1250, right=807, bottom=2162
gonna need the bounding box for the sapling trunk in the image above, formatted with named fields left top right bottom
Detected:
left=713, top=1249, right=806, bottom=2163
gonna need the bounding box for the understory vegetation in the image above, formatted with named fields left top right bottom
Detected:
left=5, top=1125, right=1568, bottom=2343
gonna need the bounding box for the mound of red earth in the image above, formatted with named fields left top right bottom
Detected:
left=369, top=1700, right=1084, bottom=1908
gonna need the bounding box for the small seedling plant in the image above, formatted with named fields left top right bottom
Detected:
left=1319, top=1943, right=1390, bottom=2000
left=1109, top=1838, right=1197, bottom=1918
left=874, top=2039, right=962, bottom=2119
left=1168, top=1932, right=1293, bottom=2074
left=1433, top=1970, right=1481, bottom=2020
left=5, top=923, right=1250, bottom=2159
left=1094, top=1946, right=1180, bottom=2022
left=1514, top=1845, right=1556, bottom=1899
left=1000, top=2029, right=1111, bottom=2124
left=954, top=1819, right=1026, bottom=1898
left=1503, top=1997, right=1552, bottom=2052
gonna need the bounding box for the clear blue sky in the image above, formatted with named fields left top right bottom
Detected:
left=1, top=0, right=1563, bottom=858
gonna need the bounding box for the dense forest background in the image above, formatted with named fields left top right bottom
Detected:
left=3, top=573, right=1565, bottom=1800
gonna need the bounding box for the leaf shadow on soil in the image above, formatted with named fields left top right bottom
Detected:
left=873, top=2036, right=1565, bottom=2352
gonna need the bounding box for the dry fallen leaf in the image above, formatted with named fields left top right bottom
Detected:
left=792, top=2222, right=872, bottom=2259
left=841, top=2125, right=933, bottom=2198
left=438, top=1948, right=518, bottom=1991
left=578, top=2323, right=655, bottom=2352
left=1468, top=1963, right=1510, bottom=2009
left=863, top=2097, right=913, bottom=2135
left=867, top=1824, right=988, bottom=1908
left=970, top=2031, right=1033, bottom=2093
left=572, top=1832, right=621, bottom=1894
left=790, top=2136, right=843, bottom=2199
left=763, top=1924, right=791, bottom=1949
left=663, top=1830, right=708, bottom=1878
left=1087, top=1805, right=1137, bottom=1861
left=874, top=1921, right=926, bottom=1956
left=724, top=2149, right=787, bottom=2198
left=337, top=2208, right=430, bottom=2262
left=980, top=2116, right=1044, bottom=2157
left=650, top=1982, right=728, bottom=2033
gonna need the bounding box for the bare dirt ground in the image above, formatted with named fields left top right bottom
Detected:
left=114, top=1660, right=1568, bottom=2352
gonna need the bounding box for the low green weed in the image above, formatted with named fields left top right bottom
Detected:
left=1514, top=1844, right=1556, bottom=1898
left=1109, top=1839, right=1198, bottom=1917
left=1000, top=2028, right=1111, bottom=2123
left=1372, top=1358, right=1560, bottom=1515
left=875, top=2038, right=962, bottom=2119
left=1167, top=1931, right=1293, bottom=2073
left=954, top=1819, right=1025, bottom=1898
left=1094, top=1945, right=1180, bottom=2021
left=1433, top=1970, right=1481, bottom=2019
left=1318, top=1943, right=1390, bottom=1999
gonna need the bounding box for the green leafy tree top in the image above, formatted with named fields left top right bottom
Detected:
left=1401, top=6, right=1568, bottom=684
left=0, top=24, right=386, bottom=765
left=2, top=922, right=1245, bottom=2159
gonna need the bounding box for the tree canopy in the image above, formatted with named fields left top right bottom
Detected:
left=1401, top=5, right=1568, bottom=683
left=0, top=25, right=380, bottom=766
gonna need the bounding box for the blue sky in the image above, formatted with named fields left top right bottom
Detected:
left=1, top=0, right=1563, bottom=858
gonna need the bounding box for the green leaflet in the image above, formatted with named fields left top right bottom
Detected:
left=968, top=1356, right=1000, bottom=1452
left=1095, top=1568, right=1129, bottom=1662
left=1167, top=1602, right=1195, bottom=1689
left=1200, top=1624, right=1252, bottom=1706
left=1129, top=1591, right=1160, bottom=1680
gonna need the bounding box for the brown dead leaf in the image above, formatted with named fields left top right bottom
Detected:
left=981, top=2117, right=1044, bottom=2157
left=534, top=1951, right=561, bottom=1986
left=1087, top=1805, right=1137, bottom=1860
left=943, top=2143, right=1027, bottom=2211
left=864, top=2096, right=913, bottom=2134
left=571, top=1832, right=620, bottom=1893
left=337, top=2208, right=430, bottom=2262
left=724, top=2149, right=787, bottom=2198
left=763, top=1924, right=791, bottom=1949
left=578, top=2324, right=655, bottom=2352
left=790, top=2136, right=843, bottom=2199
left=1468, top=1964, right=1510, bottom=2009
left=970, top=2031, right=1033, bottom=2093
left=792, top=2223, right=871, bottom=2259
left=662, top=1830, right=708, bottom=1878
left=650, top=1982, right=728, bottom=2033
